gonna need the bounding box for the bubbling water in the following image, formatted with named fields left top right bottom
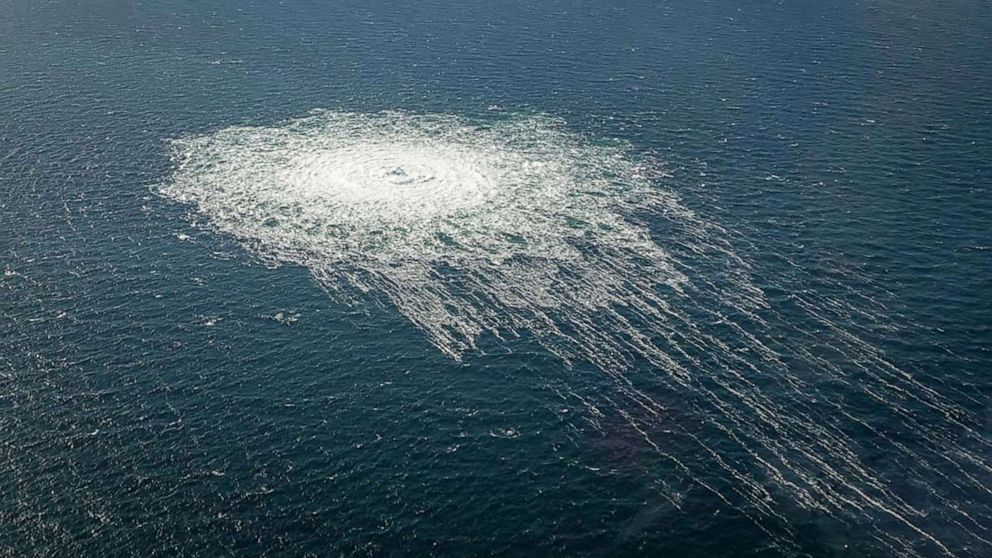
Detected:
left=161, top=110, right=692, bottom=360
left=160, top=110, right=992, bottom=557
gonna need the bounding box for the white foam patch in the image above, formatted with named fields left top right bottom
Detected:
left=160, top=110, right=690, bottom=364
left=160, top=110, right=992, bottom=557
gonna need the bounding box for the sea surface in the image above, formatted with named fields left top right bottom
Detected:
left=2, top=1, right=991, bottom=556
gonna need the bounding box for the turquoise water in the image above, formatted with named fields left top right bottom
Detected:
left=2, top=1, right=991, bottom=556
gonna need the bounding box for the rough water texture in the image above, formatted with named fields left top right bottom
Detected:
left=3, top=1, right=991, bottom=556
left=160, top=110, right=992, bottom=557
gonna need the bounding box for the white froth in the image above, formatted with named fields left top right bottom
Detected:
left=161, top=110, right=686, bottom=358
left=160, top=110, right=992, bottom=557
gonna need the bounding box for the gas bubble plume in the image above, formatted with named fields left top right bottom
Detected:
left=160, top=110, right=992, bottom=557
left=160, top=110, right=691, bottom=365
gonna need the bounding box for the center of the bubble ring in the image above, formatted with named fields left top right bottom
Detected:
left=382, top=164, right=432, bottom=186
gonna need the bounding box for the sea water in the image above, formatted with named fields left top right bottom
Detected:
left=2, top=1, right=991, bottom=556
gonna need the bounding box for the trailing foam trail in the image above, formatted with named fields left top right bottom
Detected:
left=160, top=110, right=991, bottom=556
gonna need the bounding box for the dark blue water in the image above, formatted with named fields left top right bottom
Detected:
left=2, top=1, right=991, bottom=556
